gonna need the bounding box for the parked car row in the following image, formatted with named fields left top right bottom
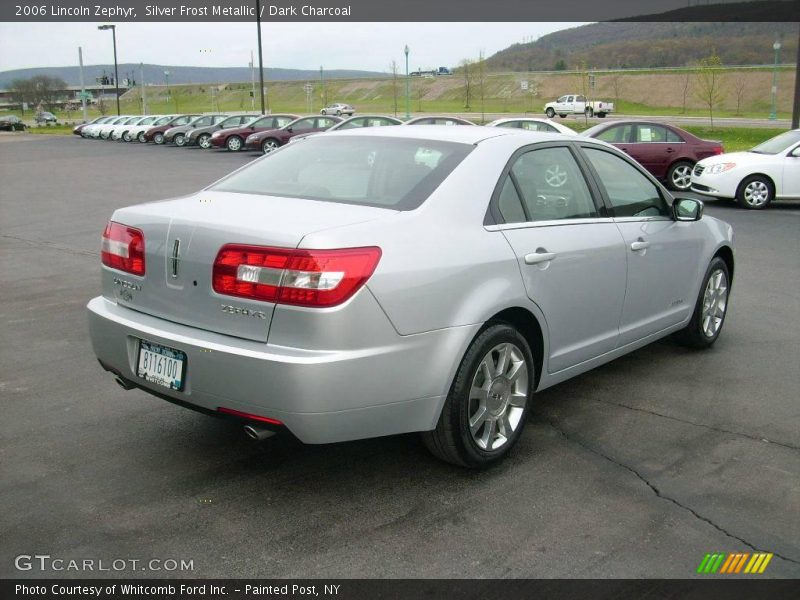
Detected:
left=70, top=112, right=799, bottom=209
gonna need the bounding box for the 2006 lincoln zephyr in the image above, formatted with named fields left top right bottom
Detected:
left=88, top=126, right=734, bottom=467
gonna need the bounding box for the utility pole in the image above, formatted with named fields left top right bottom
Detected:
left=140, top=62, right=146, bottom=115
left=769, top=39, right=781, bottom=121
left=320, top=65, right=326, bottom=107
left=793, top=25, right=800, bottom=129
left=78, top=46, right=88, bottom=122
left=97, top=25, right=120, bottom=115
left=250, top=50, right=256, bottom=111
left=404, top=45, right=410, bottom=119
left=255, top=0, right=266, bottom=115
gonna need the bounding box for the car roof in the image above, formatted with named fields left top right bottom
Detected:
left=329, top=124, right=536, bottom=144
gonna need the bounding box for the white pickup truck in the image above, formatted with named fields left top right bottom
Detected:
left=544, top=95, right=614, bottom=118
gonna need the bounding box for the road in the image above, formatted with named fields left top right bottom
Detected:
left=1, top=134, right=798, bottom=579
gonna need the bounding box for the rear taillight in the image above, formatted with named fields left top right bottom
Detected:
left=713, top=145, right=724, bottom=155
left=101, top=221, right=145, bottom=276
left=212, top=245, right=381, bottom=308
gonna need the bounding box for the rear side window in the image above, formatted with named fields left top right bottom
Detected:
left=510, top=147, right=598, bottom=222
left=583, top=147, right=669, bottom=218
left=666, top=129, right=684, bottom=143
left=211, top=136, right=473, bottom=210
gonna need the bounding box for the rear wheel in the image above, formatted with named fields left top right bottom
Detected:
left=545, top=108, right=555, bottom=118
left=667, top=161, right=694, bottom=191
left=736, top=175, right=773, bottom=210
left=558, top=113, right=567, bottom=118
left=674, top=257, right=730, bottom=348
left=226, top=135, right=243, bottom=151
left=198, top=133, right=212, bottom=149
left=153, top=132, right=165, bottom=144
left=422, top=323, right=533, bottom=468
left=174, top=133, right=186, bottom=147
left=261, top=138, right=280, bottom=154
left=597, top=113, right=607, bottom=118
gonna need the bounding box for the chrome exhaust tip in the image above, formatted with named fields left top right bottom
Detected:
left=243, top=424, right=276, bottom=441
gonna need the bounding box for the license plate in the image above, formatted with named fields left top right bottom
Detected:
left=137, top=340, right=186, bottom=391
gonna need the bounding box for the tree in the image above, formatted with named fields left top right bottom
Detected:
left=476, top=50, right=487, bottom=122
left=389, top=60, right=399, bottom=117
left=731, top=72, right=747, bottom=116
left=96, top=97, right=108, bottom=115
left=9, top=78, right=35, bottom=114
left=554, top=59, right=567, bottom=71
left=680, top=70, right=692, bottom=114
left=696, top=52, right=726, bottom=129
left=460, top=58, right=475, bottom=110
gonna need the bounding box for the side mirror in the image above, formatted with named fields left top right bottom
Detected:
left=673, top=197, right=703, bottom=222
left=287, top=127, right=293, bottom=133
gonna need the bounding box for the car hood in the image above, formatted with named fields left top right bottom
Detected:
left=697, top=151, right=770, bottom=167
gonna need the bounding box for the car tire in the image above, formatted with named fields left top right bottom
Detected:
left=154, top=132, right=165, bottom=145
left=674, top=256, right=730, bottom=349
left=174, top=133, right=186, bottom=147
left=736, top=175, right=773, bottom=210
left=584, top=107, right=594, bottom=118
left=261, top=138, right=280, bottom=154
left=321, top=110, right=327, bottom=115
left=137, top=132, right=147, bottom=143
left=122, top=131, right=131, bottom=142
left=422, top=322, right=533, bottom=468
left=545, top=108, right=555, bottom=118
left=198, top=134, right=212, bottom=149
left=336, top=110, right=342, bottom=116
left=597, top=113, right=607, bottom=118
left=667, top=161, right=694, bottom=192
left=558, top=114, right=567, bottom=118
left=226, top=136, right=243, bottom=151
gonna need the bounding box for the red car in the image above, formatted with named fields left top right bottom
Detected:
left=583, top=120, right=723, bottom=191
left=209, top=114, right=322, bottom=152
left=144, top=114, right=200, bottom=144
left=242, top=115, right=344, bottom=153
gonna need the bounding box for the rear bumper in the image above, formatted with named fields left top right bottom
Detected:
left=87, top=296, right=475, bottom=444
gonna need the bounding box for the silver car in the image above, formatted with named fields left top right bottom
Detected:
left=88, top=127, right=734, bottom=467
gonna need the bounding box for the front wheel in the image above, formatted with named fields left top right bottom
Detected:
left=736, top=175, right=773, bottom=210
left=422, top=323, right=533, bottom=468
left=261, top=138, right=280, bottom=154
left=667, top=161, right=694, bottom=191
left=674, top=257, right=730, bottom=348
left=198, top=133, right=212, bottom=149
left=153, top=132, right=165, bottom=145
left=545, top=108, right=555, bottom=118
left=321, top=109, right=327, bottom=115
left=558, top=113, right=567, bottom=118
left=226, top=135, right=243, bottom=151
left=174, top=133, right=186, bottom=147
left=137, top=132, right=147, bottom=143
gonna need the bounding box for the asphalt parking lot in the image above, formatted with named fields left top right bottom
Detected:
left=1, top=133, right=798, bottom=579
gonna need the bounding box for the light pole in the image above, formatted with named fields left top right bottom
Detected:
left=769, top=39, right=781, bottom=121
left=97, top=24, right=120, bottom=116
left=164, top=70, right=176, bottom=112
left=404, top=45, right=410, bottom=119
left=255, top=0, right=266, bottom=115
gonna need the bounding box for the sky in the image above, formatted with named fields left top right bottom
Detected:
left=0, top=22, right=586, bottom=73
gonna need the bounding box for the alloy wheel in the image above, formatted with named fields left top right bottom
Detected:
left=175, top=134, right=185, bottom=147
left=198, top=134, right=211, bottom=149
left=468, top=343, right=528, bottom=451
left=701, top=269, right=728, bottom=338
left=262, top=139, right=279, bottom=154
left=671, top=164, right=693, bottom=190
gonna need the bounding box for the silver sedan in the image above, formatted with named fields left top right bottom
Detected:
left=88, top=126, right=734, bottom=467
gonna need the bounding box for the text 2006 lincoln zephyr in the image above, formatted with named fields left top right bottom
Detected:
left=88, top=126, right=734, bottom=467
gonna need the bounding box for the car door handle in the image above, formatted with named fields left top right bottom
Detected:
left=630, top=240, right=650, bottom=252
left=525, top=251, right=557, bottom=265
left=666, top=147, right=675, bottom=153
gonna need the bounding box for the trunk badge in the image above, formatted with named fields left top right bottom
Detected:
left=170, top=239, right=181, bottom=278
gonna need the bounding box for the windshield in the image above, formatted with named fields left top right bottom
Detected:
left=152, top=116, right=171, bottom=125
left=751, top=130, right=800, bottom=155
left=211, top=136, right=473, bottom=210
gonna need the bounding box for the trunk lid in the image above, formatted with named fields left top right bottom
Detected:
left=103, top=190, right=393, bottom=342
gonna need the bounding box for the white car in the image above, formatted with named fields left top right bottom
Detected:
left=80, top=116, right=117, bottom=138
left=110, top=116, right=150, bottom=141
left=127, top=115, right=173, bottom=143
left=487, top=117, right=577, bottom=135
left=95, top=116, right=134, bottom=140
left=691, top=129, right=800, bottom=209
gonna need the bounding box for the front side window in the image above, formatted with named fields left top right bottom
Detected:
left=583, top=147, right=669, bottom=218
left=505, top=146, right=598, bottom=222
left=193, top=116, right=213, bottom=127
left=212, top=136, right=472, bottom=210
left=317, top=118, right=338, bottom=128
left=557, top=96, right=568, bottom=103
left=289, top=118, right=316, bottom=131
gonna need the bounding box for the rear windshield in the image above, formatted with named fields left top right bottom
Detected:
left=211, top=136, right=473, bottom=210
